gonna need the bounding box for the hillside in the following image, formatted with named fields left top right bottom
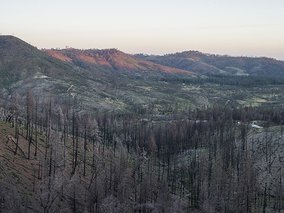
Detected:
left=0, top=36, right=197, bottom=112
left=135, top=51, right=284, bottom=77
left=44, top=48, right=192, bottom=75
left=0, top=35, right=89, bottom=98
left=0, top=36, right=73, bottom=83
left=1, top=36, right=284, bottom=113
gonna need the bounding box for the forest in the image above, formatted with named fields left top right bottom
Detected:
left=0, top=91, right=283, bottom=213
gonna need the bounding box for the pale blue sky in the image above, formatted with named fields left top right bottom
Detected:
left=1, top=0, right=284, bottom=59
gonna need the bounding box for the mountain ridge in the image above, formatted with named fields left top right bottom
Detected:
left=42, top=45, right=284, bottom=77
left=2, top=35, right=283, bottom=78
left=43, top=48, right=193, bottom=75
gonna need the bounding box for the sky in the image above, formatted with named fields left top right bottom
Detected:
left=1, top=0, right=284, bottom=60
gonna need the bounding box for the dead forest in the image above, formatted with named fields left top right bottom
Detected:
left=0, top=91, right=283, bottom=213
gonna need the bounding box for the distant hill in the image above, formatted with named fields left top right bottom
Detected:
left=0, top=36, right=193, bottom=112
left=45, top=48, right=284, bottom=78
left=44, top=48, right=192, bottom=75
left=1, top=35, right=284, bottom=112
left=135, top=51, right=284, bottom=77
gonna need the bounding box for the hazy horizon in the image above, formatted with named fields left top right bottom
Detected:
left=1, top=0, right=284, bottom=60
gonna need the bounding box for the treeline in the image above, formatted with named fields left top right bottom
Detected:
left=0, top=92, right=283, bottom=212
left=160, top=74, right=284, bottom=87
